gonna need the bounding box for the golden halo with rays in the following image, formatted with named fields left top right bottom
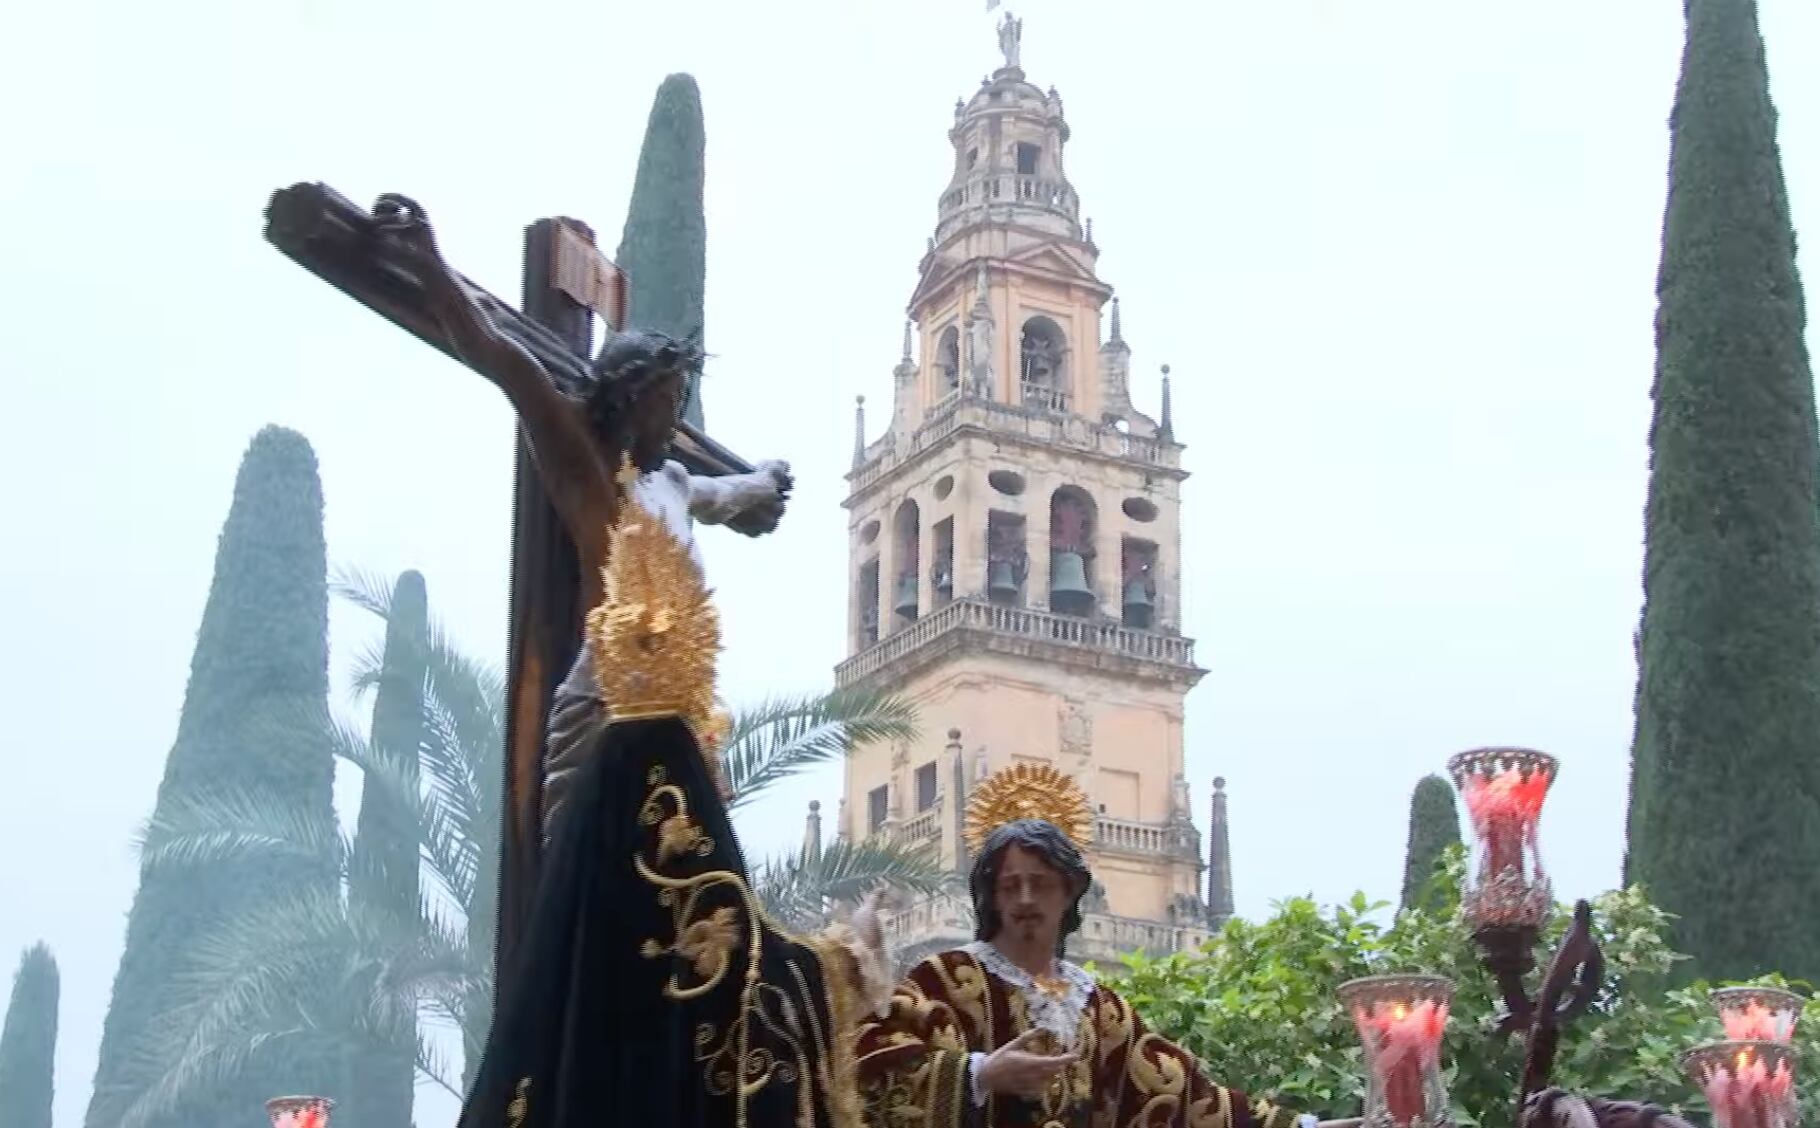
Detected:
left=964, top=762, right=1094, bottom=855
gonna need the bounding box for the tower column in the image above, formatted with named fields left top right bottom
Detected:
left=879, top=512, right=902, bottom=634
left=1206, top=777, right=1234, bottom=925
left=1095, top=503, right=1121, bottom=617
left=1025, top=489, right=1052, bottom=612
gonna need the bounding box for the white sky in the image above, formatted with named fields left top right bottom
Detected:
left=4, top=1, right=1818, bottom=1126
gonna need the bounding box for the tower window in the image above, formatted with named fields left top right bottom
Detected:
left=915, top=763, right=939, bottom=811
left=932, top=517, right=955, bottom=608
left=1048, top=488, right=1098, bottom=618
left=1016, top=142, right=1040, bottom=175
left=967, top=147, right=979, bottom=169
left=987, top=511, right=1027, bottom=606
left=867, top=785, right=889, bottom=835
left=1121, top=538, right=1159, bottom=630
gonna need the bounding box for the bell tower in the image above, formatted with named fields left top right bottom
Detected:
left=838, top=14, right=1215, bottom=967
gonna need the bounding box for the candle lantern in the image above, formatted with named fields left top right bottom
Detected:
left=266, top=1096, right=334, bottom=1128
left=1339, top=975, right=1455, bottom=1128
left=1712, top=988, right=1806, bottom=1044
left=1683, top=1040, right=1800, bottom=1128
left=1447, top=748, right=1556, bottom=932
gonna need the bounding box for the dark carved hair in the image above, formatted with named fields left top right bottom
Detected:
left=968, top=819, right=1093, bottom=957
left=585, top=329, right=704, bottom=472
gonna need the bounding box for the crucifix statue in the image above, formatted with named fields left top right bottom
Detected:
left=262, top=182, right=792, bottom=976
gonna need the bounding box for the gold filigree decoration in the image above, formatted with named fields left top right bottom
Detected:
left=587, top=456, right=721, bottom=741
left=963, top=762, right=1095, bottom=854
left=505, top=1078, right=530, bottom=1128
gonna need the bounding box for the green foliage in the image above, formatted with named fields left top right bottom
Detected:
left=118, top=572, right=504, bottom=1128
left=345, top=570, right=430, bottom=1128
left=721, top=689, right=919, bottom=810
left=1400, top=775, right=1462, bottom=914
left=87, top=427, right=339, bottom=1128
left=130, top=569, right=936, bottom=1114
left=0, top=944, right=59, bottom=1128
left=616, top=73, right=709, bottom=429
left=1625, top=0, right=1820, bottom=986
left=1102, top=850, right=1820, bottom=1128
left=754, top=837, right=951, bottom=934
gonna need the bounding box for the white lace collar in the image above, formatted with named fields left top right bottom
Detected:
left=963, top=941, right=1095, bottom=1050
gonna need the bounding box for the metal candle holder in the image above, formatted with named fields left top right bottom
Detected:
left=1683, top=1040, right=1801, bottom=1128
left=1445, top=748, right=1604, bottom=1121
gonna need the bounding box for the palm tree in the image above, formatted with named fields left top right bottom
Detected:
left=124, top=569, right=945, bottom=1127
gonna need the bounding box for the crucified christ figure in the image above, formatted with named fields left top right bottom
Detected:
left=371, top=193, right=793, bottom=834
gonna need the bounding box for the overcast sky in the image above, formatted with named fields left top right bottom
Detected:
left=4, top=1, right=1818, bottom=1125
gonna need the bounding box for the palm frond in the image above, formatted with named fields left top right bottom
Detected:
left=754, top=836, right=950, bottom=933
left=137, top=784, right=346, bottom=875
left=119, top=889, right=357, bottom=1128
left=118, top=1026, right=311, bottom=1128
left=723, top=689, right=919, bottom=808
left=417, top=1033, right=464, bottom=1097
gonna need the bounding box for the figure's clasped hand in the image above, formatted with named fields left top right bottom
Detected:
left=975, top=1029, right=1077, bottom=1101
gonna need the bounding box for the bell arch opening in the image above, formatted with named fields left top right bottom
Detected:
left=1047, top=486, right=1097, bottom=618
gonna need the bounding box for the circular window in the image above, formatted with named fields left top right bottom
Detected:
left=1122, top=497, right=1159, bottom=523
left=988, top=470, right=1027, bottom=497
left=859, top=519, right=881, bottom=544
left=934, top=475, right=955, bottom=501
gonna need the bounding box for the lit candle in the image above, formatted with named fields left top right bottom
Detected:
left=1339, top=976, right=1453, bottom=1128
left=1713, top=988, right=1805, bottom=1044
left=1448, top=749, right=1557, bottom=929
left=1685, top=1041, right=1798, bottom=1128
left=266, top=1096, right=334, bottom=1128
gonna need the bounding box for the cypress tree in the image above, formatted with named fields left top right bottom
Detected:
left=615, top=72, right=709, bottom=430
left=87, top=426, right=339, bottom=1128
left=0, top=944, right=58, bottom=1128
left=1625, top=0, right=1820, bottom=984
left=1399, top=775, right=1461, bottom=914
left=344, top=571, right=429, bottom=1128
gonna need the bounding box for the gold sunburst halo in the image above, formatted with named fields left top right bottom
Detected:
left=586, top=457, right=722, bottom=744
left=964, top=762, right=1094, bottom=855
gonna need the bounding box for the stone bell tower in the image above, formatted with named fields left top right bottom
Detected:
left=837, top=14, right=1216, bottom=968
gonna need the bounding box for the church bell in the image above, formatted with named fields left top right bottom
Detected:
left=1048, top=551, right=1095, bottom=616
left=893, top=574, right=919, bottom=619
left=1122, top=578, right=1154, bottom=629
left=987, top=560, right=1019, bottom=602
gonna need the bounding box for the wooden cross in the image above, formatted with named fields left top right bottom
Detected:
left=263, top=181, right=765, bottom=979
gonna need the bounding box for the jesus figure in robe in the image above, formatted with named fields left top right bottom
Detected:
left=855, top=766, right=1325, bottom=1128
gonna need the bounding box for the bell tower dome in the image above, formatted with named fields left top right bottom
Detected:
left=837, top=14, right=1214, bottom=969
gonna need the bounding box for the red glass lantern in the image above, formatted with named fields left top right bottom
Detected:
left=1712, top=988, right=1806, bottom=1044
left=1684, top=1041, right=1800, bottom=1128
left=1338, top=975, right=1455, bottom=1128
left=1447, top=748, right=1556, bottom=930
left=266, top=1096, right=333, bottom=1128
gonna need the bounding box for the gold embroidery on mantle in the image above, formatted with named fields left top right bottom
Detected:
left=504, top=1078, right=529, bottom=1128
left=633, top=766, right=864, bottom=1128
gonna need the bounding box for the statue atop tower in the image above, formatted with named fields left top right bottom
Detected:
left=996, top=11, right=1023, bottom=72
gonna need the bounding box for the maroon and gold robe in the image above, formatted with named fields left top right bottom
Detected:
left=854, top=947, right=1302, bottom=1128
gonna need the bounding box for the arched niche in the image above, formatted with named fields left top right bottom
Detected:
left=1020, top=315, right=1070, bottom=412
left=936, top=326, right=962, bottom=393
